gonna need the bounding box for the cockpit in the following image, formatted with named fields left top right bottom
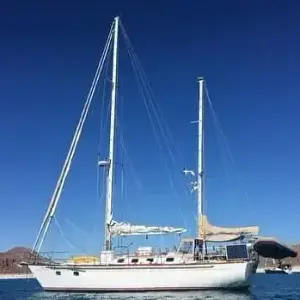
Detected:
left=177, top=237, right=251, bottom=262
left=177, top=238, right=204, bottom=260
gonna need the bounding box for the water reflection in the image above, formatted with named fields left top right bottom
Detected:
left=3, top=274, right=300, bottom=300
left=29, top=290, right=254, bottom=300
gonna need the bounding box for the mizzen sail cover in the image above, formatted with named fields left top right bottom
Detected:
left=198, top=215, right=259, bottom=242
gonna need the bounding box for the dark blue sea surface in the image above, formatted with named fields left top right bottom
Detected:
left=1, top=274, right=300, bottom=300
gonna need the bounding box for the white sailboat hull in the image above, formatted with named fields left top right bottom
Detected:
left=29, top=261, right=255, bottom=292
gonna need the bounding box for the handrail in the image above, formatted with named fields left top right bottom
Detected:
left=28, top=243, right=250, bottom=266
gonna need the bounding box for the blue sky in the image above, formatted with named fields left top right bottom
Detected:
left=0, top=0, right=300, bottom=253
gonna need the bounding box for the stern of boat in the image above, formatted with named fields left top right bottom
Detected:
left=223, top=261, right=256, bottom=289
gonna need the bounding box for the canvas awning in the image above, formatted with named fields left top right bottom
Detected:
left=253, top=237, right=297, bottom=259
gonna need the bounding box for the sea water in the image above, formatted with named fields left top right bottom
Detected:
left=1, top=274, right=300, bottom=300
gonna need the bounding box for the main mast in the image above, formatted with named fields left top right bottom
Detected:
left=104, top=16, right=119, bottom=251
left=197, top=77, right=204, bottom=237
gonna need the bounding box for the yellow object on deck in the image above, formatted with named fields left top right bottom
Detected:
left=70, top=255, right=99, bottom=264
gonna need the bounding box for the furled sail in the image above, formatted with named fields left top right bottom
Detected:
left=109, top=220, right=186, bottom=236
left=198, top=215, right=259, bottom=242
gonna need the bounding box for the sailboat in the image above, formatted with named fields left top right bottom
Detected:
left=25, top=16, right=261, bottom=292
left=265, top=258, right=292, bottom=274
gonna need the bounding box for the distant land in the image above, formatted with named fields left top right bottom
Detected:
left=1, top=245, right=300, bottom=274
left=258, top=244, right=300, bottom=267
left=0, top=247, right=31, bottom=274
left=0, top=247, right=45, bottom=274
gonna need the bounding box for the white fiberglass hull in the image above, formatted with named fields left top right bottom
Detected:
left=29, top=261, right=255, bottom=292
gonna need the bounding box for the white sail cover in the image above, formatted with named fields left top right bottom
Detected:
left=109, top=220, right=186, bottom=236
left=198, top=215, right=259, bottom=242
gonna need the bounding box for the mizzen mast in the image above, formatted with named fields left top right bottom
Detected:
left=183, top=77, right=205, bottom=238
left=197, top=77, right=204, bottom=228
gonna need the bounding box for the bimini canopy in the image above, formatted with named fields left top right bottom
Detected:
left=198, top=215, right=259, bottom=242
left=253, top=237, right=297, bottom=259
left=109, top=220, right=186, bottom=236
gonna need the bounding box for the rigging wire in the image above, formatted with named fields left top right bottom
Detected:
left=119, top=21, right=188, bottom=229
left=32, top=20, right=115, bottom=253
left=117, top=117, right=144, bottom=191
left=116, top=91, right=125, bottom=222
left=115, top=116, right=144, bottom=225
left=54, top=216, right=88, bottom=255
left=119, top=22, right=179, bottom=166
left=119, top=24, right=183, bottom=182
left=204, top=83, right=255, bottom=216
left=94, top=39, right=113, bottom=237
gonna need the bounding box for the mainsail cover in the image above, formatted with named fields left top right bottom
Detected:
left=198, top=215, right=259, bottom=242
left=109, top=220, right=186, bottom=236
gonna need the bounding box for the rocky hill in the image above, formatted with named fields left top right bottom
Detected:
left=0, top=247, right=34, bottom=274
left=287, top=244, right=300, bottom=265
left=257, top=244, right=300, bottom=267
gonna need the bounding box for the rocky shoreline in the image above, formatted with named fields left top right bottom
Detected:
left=0, top=247, right=32, bottom=274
